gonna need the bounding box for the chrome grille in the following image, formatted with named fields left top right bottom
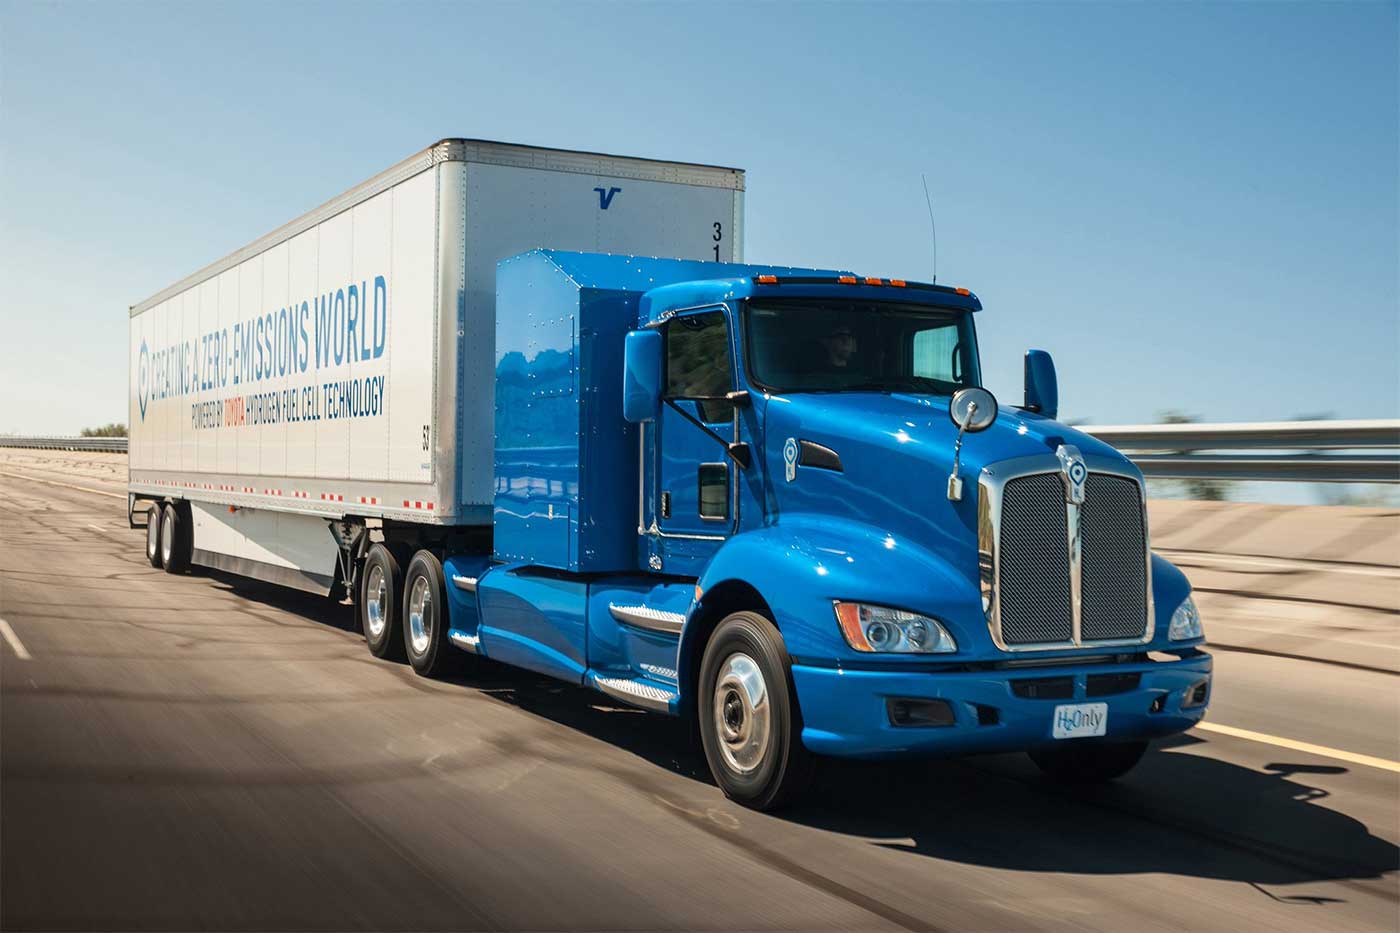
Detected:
left=997, top=473, right=1073, bottom=645
left=1080, top=474, right=1148, bottom=640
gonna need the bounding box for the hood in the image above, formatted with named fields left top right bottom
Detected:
left=759, top=391, right=1135, bottom=583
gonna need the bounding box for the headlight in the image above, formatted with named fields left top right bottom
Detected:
left=833, top=602, right=957, bottom=654
left=1168, top=595, right=1204, bottom=641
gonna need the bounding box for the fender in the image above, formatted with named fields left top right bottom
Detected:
left=1149, top=553, right=1201, bottom=649
left=687, top=513, right=985, bottom=668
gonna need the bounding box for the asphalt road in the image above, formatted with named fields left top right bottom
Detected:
left=1, top=471, right=1397, bottom=932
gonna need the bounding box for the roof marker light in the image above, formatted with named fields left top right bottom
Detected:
left=955, top=287, right=971, bottom=296
left=755, top=274, right=777, bottom=284
left=865, top=277, right=884, bottom=286
left=837, top=275, right=857, bottom=284
left=890, top=279, right=907, bottom=287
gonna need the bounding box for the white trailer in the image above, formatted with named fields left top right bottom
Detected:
left=130, top=139, right=744, bottom=593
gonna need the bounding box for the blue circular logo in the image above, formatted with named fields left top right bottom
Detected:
left=137, top=339, right=150, bottom=421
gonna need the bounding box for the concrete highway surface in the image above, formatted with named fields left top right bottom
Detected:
left=1, top=467, right=1396, bottom=931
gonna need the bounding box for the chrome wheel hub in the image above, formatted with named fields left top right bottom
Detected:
left=408, top=575, right=431, bottom=655
left=712, top=652, right=770, bottom=774
left=365, top=565, right=387, bottom=639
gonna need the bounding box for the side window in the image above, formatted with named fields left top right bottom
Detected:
left=666, top=310, right=734, bottom=423
left=697, top=463, right=729, bottom=520
left=912, top=324, right=961, bottom=383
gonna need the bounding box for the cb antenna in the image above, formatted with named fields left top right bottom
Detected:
left=921, top=173, right=937, bottom=283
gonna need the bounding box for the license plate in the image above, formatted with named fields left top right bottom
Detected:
left=1052, top=702, right=1109, bottom=739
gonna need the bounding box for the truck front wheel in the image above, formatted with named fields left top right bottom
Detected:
left=1029, top=739, right=1149, bottom=783
left=698, top=612, right=812, bottom=811
left=360, top=544, right=405, bottom=660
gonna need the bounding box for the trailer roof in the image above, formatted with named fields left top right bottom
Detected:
left=130, top=138, right=745, bottom=316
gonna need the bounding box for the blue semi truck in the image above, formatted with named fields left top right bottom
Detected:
left=413, top=249, right=1207, bottom=809
left=131, top=142, right=1209, bottom=810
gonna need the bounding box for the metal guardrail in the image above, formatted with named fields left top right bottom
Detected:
left=1, top=420, right=1397, bottom=481
left=0, top=436, right=128, bottom=452
left=1084, top=420, right=1400, bottom=484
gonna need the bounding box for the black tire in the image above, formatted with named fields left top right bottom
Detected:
left=1029, top=740, right=1149, bottom=783
left=402, top=550, right=456, bottom=677
left=698, top=611, right=813, bottom=811
left=145, top=503, right=164, bottom=568
left=160, top=503, right=192, bottom=574
left=359, top=544, right=405, bottom=660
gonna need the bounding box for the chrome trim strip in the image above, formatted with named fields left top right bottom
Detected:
left=594, top=676, right=676, bottom=713
left=448, top=631, right=480, bottom=653
left=645, top=521, right=726, bottom=542
left=980, top=453, right=1153, bottom=652
left=451, top=574, right=478, bottom=592
left=608, top=603, right=686, bottom=635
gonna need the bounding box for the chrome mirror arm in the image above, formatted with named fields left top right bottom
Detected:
left=947, top=401, right=977, bottom=501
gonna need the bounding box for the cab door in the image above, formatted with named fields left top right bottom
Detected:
left=648, top=307, right=738, bottom=575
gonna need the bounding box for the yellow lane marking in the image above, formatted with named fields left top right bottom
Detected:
left=1197, top=721, right=1400, bottom=774
left=0, top=470, right=126, bottom=500
left=0, top=618, right=32, bottom=660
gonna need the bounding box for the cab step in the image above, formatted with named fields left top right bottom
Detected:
left=588, top=672, right=679, bottom=714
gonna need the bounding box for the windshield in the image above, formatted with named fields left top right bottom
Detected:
left=743, top=298, right=979, bottom=394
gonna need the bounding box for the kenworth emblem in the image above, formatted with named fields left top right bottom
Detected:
left=594, top=186, right=622, bottom=210
left=783, top=437, right=799, bottom=482
left=1056, top=444, right=1087, bottom=504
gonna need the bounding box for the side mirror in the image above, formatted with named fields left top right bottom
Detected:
left=622, top=329, right=663, bottom=423
left=1024, top=349, right=1058, bottom=420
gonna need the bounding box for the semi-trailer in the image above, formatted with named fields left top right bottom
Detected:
left=131, top=139, right=1210, bottom=810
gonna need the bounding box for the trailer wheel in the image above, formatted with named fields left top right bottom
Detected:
left=403, top=550, right=455, bottom=677
left=160, top=503, right=192, bottom=574
left=698, top=611, right=813, bottom=811
left=360, top=544, right=405, bottom=660
left=1029, top=740, right=1149, bottom=783
left=145, top=504, right=164, bottom=568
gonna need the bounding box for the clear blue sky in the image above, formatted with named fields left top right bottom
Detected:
left=1, top=0, right=1395, bottom=435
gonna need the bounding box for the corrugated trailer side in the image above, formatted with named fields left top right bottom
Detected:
left=130, top=139, right=744, bottom=594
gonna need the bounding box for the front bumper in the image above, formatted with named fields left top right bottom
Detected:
left=792, top=651, right=1211, bottom=759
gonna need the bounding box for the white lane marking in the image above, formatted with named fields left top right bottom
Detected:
left=1197, top=721, right=1400, bottom=773
left=0, top=618, right=32, bottom=660
left=1161, top=549, right=1400, bottom=579
left=0, top=470, right=126, bottom=500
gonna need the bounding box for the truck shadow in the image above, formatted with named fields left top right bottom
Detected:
left=219, top=575, right=1400, bottom=892
left=456, top=656, right=1399, bottom=891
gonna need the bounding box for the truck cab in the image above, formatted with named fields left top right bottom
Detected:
left=405, top=250, right=1211, bottom=810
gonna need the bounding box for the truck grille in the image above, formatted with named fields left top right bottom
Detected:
left=992, top=468, right=1149, bottom=647
left=1080, top=474, right=1148, bottom=640
left=998, top=473, right=1073, bottom=645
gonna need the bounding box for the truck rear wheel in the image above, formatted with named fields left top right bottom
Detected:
left=402, top=550, right=455, bottom=677
left=1029, top=740, right=1149, bottom=783
left=698, top=611, right=812, bottom=811
left=145, top=504, right=164, bottom=568
left=160, top=503, right=192, bottom=574
left=360, top=544, right=405, bottom=660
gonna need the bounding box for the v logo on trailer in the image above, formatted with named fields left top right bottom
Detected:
left=594, top=186, right=622, bottom=210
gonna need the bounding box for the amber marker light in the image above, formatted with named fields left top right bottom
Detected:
left=834, top=602, right=875, bottom=652
left=837, top=275, right=857, bottom=284
left=755, top=275, right=777, bottom=284
left=955, top=287, right=971, bottom=296
left=864, top=277, right=884, bottom=286
left=889, top=279, right=907, bottom=287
